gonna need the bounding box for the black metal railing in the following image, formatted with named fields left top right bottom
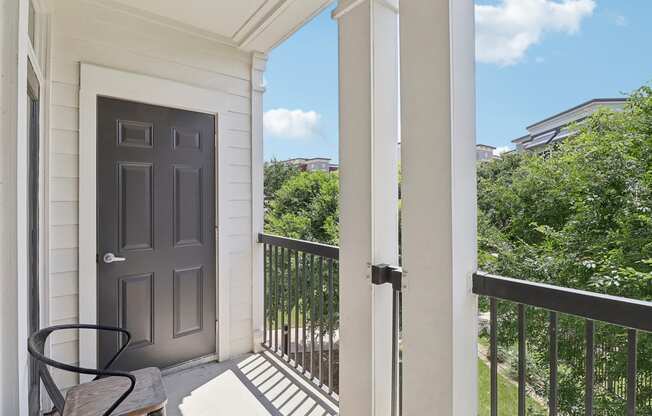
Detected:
left=258, top=233, right=403, bottom=411
left=259, top=233, right=340, bottom=395
left=473, top=271, right=652, bottom=416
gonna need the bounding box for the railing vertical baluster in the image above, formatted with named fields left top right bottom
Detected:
left=490, top=298, right=498, bottom=416
left=549, top=311, right=558, bottom=416
left=391, top=288, right=400, bottom=416
left=328, top=258, right=334, bottom=393
left=318, top=256, right=324, bottom=386
left=628, top=329, right=637, bottom=416
left=585, top=320, right=594, bottom=416
left=295, top=250, right=300, bottom=368
left=302, top=252, right=308, bottom=373
left=263, top=243, right=268, bottom=347
left=518, top=304, right=526, bottom=416
left=256, top=235, right=342, bottom=393
left=286, top=249, right=292, bottom=359
left=281, top=247, right=287, bottom=354
left=310, top=254, right=316, bottom=378
left=274, top=246, right=279, bottom=352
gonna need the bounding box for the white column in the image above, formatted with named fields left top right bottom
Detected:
left=251, top=52, right=267, bottom=353
left=399, top=1, right=478, bottom=415
left=335, top=0, right=399, bottom=415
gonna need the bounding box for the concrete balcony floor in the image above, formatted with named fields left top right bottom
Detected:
left=163, top=351, right=339, bottom=416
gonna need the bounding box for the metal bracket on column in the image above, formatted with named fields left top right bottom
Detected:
left=371, top=264, right=403, bottom=292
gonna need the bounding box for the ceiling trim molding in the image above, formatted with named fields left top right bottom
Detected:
left=332, top=0, right=364, bottom=19
left=266, top=0, right=334, bottom=51
left=83, top=0, right=239, bottom=47
left=231, top=0, right=277, bottom=43
left=332, top=0, right=397, bottom=20
left=236, top=0, right=295, bottom=49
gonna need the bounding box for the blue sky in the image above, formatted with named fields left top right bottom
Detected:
left=263, top=0, right=652, bottom=161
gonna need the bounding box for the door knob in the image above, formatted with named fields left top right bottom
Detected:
left=103, top=252, right=126, bottom=263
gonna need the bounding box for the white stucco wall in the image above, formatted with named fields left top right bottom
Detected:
left=48, top=0, right=255, bottom=388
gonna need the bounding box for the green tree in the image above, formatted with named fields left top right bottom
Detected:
left=264, top=159, right=299, bottom=200
left=265, top=170, right=339, bottom=245
left=478, top=86, right=652, bottom=415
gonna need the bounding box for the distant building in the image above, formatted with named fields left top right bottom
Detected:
left=399, top=142, right=499, bottom=162
left=512, top=98, right=627, bottom=152
left=476, top=144, right=497, bottom=161
left=282, top=157, right=338, bottom=172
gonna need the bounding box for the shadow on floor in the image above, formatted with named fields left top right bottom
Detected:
left=163, top=351, right=339, bottom=416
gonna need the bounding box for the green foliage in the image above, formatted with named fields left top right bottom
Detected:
left=265, top=170, right=340, bottom=245
left=478, top=358, right=547, bottom=416
left=478, top=87, right=652, bottom=298
left=478, top=86, right=652, bottom=414
left=264, top=159, right=300, bottom=199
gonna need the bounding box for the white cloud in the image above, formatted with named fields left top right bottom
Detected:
left=475, top=0, right=596, bottom=66
left=614, top=15, right=628, bottom=27
left=494, top=146, right=513, bottom=156
left=263, top=108, right=322, bottom=139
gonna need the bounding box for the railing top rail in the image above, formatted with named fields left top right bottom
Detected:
left=473, top=271, right=652, bottom=333
left=258, top=233, right=339, bottom=260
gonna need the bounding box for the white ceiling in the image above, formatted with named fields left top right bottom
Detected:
left=105, top=0, right=333, bottom=52
left=109, top=0, right=266, bottom=39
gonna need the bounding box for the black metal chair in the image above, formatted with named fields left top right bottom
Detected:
left=28, top=324, right=167, bottom=416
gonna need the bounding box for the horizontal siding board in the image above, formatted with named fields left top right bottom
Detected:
left=51, top=294, right=79, bottom=321
left=53, top=0, right=251, bottom=80
left=51, top=178, right=79, bottom=202
left=222, top=130, right=251, bottom=149
left=228, top=96, right=251, bottom=114
left=51, top=202, right=79, bottom=225
left=50, top=225, right=79, bottom=249
left=224, top=112, right=251, bottom=132
left=226, top=183, right=251, bottom=201
left=224, top=217, right=252, bottom=237
left=51, top=105, right=79, bottom=131
left=52, top=367, right=79, bottom=389
left=52, top=154, right=79, bottom=178
left=225, top=147, right=251, bottom=166
left=52, top=82, right=79, bottom=107
left=52, top=35, right=251, bottom=98
left=52, top=341, right=79, bottom=364
left=51, top=58, right=80, bottom=85
left=50, top=272, right=79, bottom=297
left=227, top=164, right=251, bottom=183
left=225, top=200, right=252, bottom=219
left=50, top=248, right=78, bottom=274
left=52, top=129, right=79, bottom=155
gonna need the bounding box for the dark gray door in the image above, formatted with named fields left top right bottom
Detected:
left=97, top=97, right=216, bottom=371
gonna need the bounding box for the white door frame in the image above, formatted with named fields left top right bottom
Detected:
left=78, top=63, right=229, bottom=376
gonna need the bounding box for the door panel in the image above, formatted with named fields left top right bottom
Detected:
left=97, top=97, right=216, bottom=371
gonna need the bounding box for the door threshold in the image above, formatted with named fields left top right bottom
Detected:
left=161, top=353, right=218, bottom=376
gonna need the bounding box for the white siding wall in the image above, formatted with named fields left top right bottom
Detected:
left=49, top=0, right=254, bottom=388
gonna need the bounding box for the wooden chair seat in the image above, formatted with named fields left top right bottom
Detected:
left=63, top=367, right=167, bottom=416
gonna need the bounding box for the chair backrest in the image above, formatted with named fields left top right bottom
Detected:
left=27, top=326, right=67, bottom=413
left=27, top=324, right=136, bottom=416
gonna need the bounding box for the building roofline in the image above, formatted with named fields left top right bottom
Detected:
left=526, top=98, right=627, bottom=130
left=476, top=143, right=496, bottom=149
left=511, top=134, right=531, bottom=144
left=280, top=157, right=331, bottom=163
